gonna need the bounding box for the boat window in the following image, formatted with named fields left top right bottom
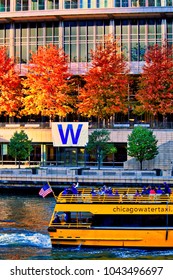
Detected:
left=71, top=212, right=93, bottom=223
left=54, top=211, right=93, bottom=223
left=92, top=214, right=173, bottom=227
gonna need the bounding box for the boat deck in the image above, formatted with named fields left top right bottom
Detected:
left=56, top=187, right=173, bottom=204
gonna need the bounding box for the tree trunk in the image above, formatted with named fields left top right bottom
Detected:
left=140, top=160, right=143, bottom=170
left=97, top=146, right=101, bottom=170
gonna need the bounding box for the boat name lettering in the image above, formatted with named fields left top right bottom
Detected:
left=113, top=205, right=172, bottom=214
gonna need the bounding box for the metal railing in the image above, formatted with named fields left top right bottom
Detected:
left=1, top=121, right=173, bottom=129
left=50, top=223, right=91, bottom=228
left=0, top=122, right=50, bottom=128
left=56, top=188, right=173, bottom=204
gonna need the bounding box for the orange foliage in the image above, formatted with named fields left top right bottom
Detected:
left=22, top=45, right=73, bottom=118
left=78, top=37, right=129, bottom=119
left=0, top=47, right=22, bottom=117
left=136, top=42, right=173, bottom=116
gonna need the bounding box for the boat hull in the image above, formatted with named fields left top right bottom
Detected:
left=49, top=228, right=173, bottom=247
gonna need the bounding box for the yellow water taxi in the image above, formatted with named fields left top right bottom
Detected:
left=48, top=186, right=173, bottom=248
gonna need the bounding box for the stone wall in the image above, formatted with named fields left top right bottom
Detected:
left=124, top=140, right=173, bottom=173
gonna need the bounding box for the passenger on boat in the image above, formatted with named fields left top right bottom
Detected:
left=58, top=213, right=67, bottom=224
left=67, top=187, right=73, bottom=194
left=133, top=190, right=141, bottom=202
left=52, top=213, right=60, bottom=224
left=71, top=182, right=79, bottom=194
left=141, top=186, right=148, bottom=195
left=134, top=189, right=141, bottom=197
left=163, top=182, right=172, bottom=195
left=90, top=188, right=97, bottom=196
left=62, top=188, right=68, bottom=195
left=102, top=185, right=107, bottom=194
left=149, top=187, right=156, bottom=195
left=108, top=187, right=113, bottom=195
left=114, top=190, right=119, bottom=196
left=146, top=186, right=151, bottom=194
left=156, top=186, right=163, bottom=195
left=97, top=188, right=104, bottom=195
left=103, top=186, right=113, bottom=195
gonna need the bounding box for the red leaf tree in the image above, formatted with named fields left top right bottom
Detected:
left=22, top=45, right=73, bottom=120
left=136, top=42, right=173, bottom=123
left=0, top=47, right=22, bottom=118
left=77, top=37, right=129, bottom=125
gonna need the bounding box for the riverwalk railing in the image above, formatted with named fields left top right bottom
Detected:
left=0, top=167, right=173, bottom=185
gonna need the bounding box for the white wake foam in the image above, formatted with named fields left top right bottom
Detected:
left=0, top=232, right=52, bottom=248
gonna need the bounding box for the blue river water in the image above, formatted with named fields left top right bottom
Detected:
left=0, top=194, right=173, bottom=260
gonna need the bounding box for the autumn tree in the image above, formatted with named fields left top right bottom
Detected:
left=22, top=45, right=73, bottom=121
left=66, top=75, right=86, bottom=120
left=78, top=37, right=129, bottom=126
left=8, top=130, right=33, bottom=168
left=0, top=47, right=22, bottom=119
left=127, top=126, right=158, bottom=170
left=86, top=129, right=117, bottom=169
left=135, top=42, right=173, bottom=124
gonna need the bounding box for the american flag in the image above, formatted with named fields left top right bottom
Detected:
left=39, top=183, right=52, bottom=198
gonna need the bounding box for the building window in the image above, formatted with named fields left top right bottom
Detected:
left=114, top=0, right=128, bottom=7
left=45, top=22, right=59, bottom=46
left=130, top=19, right=145, bottom=61
left=148, top=0, right=161, bottom=6
left=79, top=0, right=94, bottom=8
left=14, top=22, right=59, bottom=63
left=131, top=19, right=138, bottom=61
left=64, top=20, right=109, bottom=62
left=0, top=0, right=10, bottom=11
left=148, top=19, right=162, bottom=46
left=14, top=23, right=28, bottom=63
left=0, top=23, right=10, bottom=51
left=114, top=19, right=129, bottom=60
left=115, top=18, right=163, bottom=62
left=47, top=0, right=59, bottom=9
left=64, top=0, right=78, bottom=8
left=64, top=21, right=77, bottom=62
left=96, top=0, right=109, bottom=7
left=166, top=0, right=173, bottom=6
left=138, top=19, right=146, bottom=61
left=31, top=0, right=45, bottom=10
left=16, top=0, right=29, bottom=11
left=131, top=0, right=145, bottom=7
left=167, top=19, right=173, bottom=46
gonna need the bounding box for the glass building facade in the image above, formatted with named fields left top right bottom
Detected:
left=0, top=1, right=173, bottom=166
left=2, top=1, right=173, bottom=11
left=0, top=0, right=173, bottom=74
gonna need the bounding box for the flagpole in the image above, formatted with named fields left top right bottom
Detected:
left=48, top=182, right=57, bottom=202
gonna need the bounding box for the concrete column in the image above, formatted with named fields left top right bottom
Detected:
left=41, top=144, right=47, bottom=164
left=10, top=0, right=14, bottom=11
left=161, top=19, right=167, bottom=42
left=110, top=19, right=115, bottom=35
left=59, top=0, right=63, bottom=9
left=91, top=0, right=96, bottom=8
left=59, top=21, right=63, bottom=48
left=161, top=0, right=166, bottom=6
left=9, top=23, right=14, bottom=58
